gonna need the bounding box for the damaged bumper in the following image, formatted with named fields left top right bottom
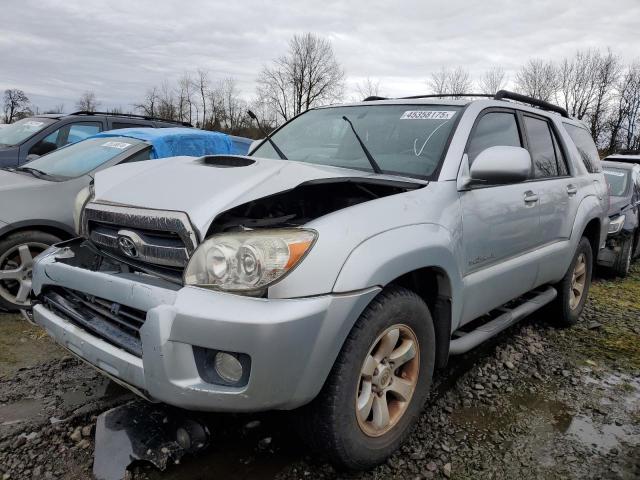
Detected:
left=597, top=231, right=632, bottom=267
left=32, top=240, right=378, bottom=412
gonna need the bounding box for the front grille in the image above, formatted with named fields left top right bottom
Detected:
left=83, top=203, right=198, bottom=270
left=41, top=287, right=146, bottom=357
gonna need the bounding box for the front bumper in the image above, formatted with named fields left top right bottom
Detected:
left=597, top=231, right=632, bottom=267
left=32, top=242, right=379, bottom=412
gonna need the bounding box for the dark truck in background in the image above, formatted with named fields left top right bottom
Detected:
left=0, top=111, right=191, bottom=168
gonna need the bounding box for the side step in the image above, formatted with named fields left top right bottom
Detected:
left=449, top=286, right=557, bottom=355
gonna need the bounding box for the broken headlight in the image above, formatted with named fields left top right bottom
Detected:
left=73, top=184, right=94, bottom=235
left=608, top=214, right=625, bottom=235
left=183, top=229, right=317, bottom=293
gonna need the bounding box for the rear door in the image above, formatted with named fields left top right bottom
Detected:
left=459, top=108, right=541, bottom=323
left=521, top=114, right=581, bottom=284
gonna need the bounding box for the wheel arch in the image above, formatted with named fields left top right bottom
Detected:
left=0, top=220, right=75, bottom=243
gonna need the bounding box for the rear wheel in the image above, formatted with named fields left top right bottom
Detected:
left=612, top=236, right=633, bottom=278
left=550, top=236, right=593, bottom=327
left=0, top=231, right=61, bottom=311
left=301, top=286, right=435, bottom=470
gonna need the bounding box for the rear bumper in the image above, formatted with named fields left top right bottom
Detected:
left=32, top=242, right=378, bottom=412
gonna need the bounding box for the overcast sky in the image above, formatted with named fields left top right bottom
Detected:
left=2, top=0, right=640, bottom=112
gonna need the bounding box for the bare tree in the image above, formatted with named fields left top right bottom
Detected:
left=589, top=50, right=621, bottom=145
left=556, top=50, right=602, bottom=119
left=479, top=67, right=506, bottom=95
left=195, top=69, right=209, bottom=128
left=218, top=78, right=247, bottom=132
left=605, top=63, right=640, bottom=153
left=3, top=89, right=31, bottom=123
left=134, top=87, right=159, bottom=117
left=514, top=59, right=558, bottom=102
left=75, top=91, right=100, bottom=112
left=427, top=67, right=472, bottom=96
left=257, top=32, right=345, bottom=122
left=355, top=77, right=383, bottom=100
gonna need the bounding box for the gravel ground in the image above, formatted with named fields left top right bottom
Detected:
left=0, top=266, right=638, bottom=480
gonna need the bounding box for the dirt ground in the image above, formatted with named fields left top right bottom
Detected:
left=0, top=267, right=638, bottom=480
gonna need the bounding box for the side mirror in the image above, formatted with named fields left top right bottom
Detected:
left=469, top=146, right=531, bottom=185
left=248, top=139, right=263, bottom=156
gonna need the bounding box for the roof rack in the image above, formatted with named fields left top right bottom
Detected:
left=68, top=111, right=193, bottom=127
left=362, top=90, right=570, bottom=118
left=494, top=90, right=569, bottom=118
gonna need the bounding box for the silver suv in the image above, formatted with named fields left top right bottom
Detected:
left=30, top=91, right=608, bottom=469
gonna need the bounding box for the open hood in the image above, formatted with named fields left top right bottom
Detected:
left=93, top=155, right=425, bottom=236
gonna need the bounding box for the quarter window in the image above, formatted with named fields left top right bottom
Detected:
left=467, top=112, right=521, bottom=164
left=563, top=123, right=601, bottom=173
left=524, top=116, right=563, bottom=178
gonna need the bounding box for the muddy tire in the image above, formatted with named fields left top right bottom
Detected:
left=300, top=286, right=435, bottom=470
left=612, top=236, right=633, bottom=278
left=0, top=231, right=60, bottom=311
left=550, top=236, right=593, bottom=327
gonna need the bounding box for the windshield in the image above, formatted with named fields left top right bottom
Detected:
left=22, top=136, right=145, bottom=178
left=0, top=118, right=56, bottom=147
left=251, top=105, right=462, bottom=179
left=604, top=168, right=630, bottom=197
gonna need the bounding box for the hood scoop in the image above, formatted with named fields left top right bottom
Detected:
left=199, top=156, right=255, bottom=168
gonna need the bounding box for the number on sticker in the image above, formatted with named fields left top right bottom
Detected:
left=400, top=110, right=457, bottom=120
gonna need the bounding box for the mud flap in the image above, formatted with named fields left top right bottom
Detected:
left=93, top=402, right=210, bottom=480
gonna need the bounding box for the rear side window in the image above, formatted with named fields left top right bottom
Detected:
left=467, top=111, right=521, bottom=164
left=564, top=124, right=601, bottom=173
left=524, top=116, right=566, bottom=178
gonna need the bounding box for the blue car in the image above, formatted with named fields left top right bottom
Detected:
left=0, top=127, right=251, bottom=310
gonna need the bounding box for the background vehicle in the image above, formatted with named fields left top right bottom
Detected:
left=30, top=91, right=607, bottom=469
left=0, top=111, right=191, bottom=168
left=0, top=127, right=249, bottom=310
left=598, top=160, right=640, bottom=276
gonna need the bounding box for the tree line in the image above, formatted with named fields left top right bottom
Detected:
left=3, top=34, right=639, bottom=154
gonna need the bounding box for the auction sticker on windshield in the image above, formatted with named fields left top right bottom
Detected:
left=101, top=141, right=132, bottom=149
left=400, top=110, right=457, bottom=120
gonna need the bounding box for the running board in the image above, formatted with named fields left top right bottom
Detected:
left=449, top=286, right=557, bottom=355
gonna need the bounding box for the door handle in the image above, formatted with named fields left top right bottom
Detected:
left=567, top=184, right=578, bottom=196
left=524, top=191, right=539, bottom=204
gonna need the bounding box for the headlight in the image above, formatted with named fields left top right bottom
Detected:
left=73, top=184, right=94, bottom=235
left=184, top=228, right=317, bottom=293
left=608, top=214, right=625, bottom=235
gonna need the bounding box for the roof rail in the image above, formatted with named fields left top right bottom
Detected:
left=363, top=96, right=388, bottom=101
left=68, top=111, right=193, bottom=127
left=493, top=90, right=569, bottom=118
left=399, top=93, right=494, bottom=100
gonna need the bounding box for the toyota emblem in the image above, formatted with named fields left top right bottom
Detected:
left=117, top=235, right=138, bottom=258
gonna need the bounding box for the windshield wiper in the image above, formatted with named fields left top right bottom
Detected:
left=15, top=166, right=50, bottom=177
left=247, top=110, right=288, bottom=160
left=342, top=116, right=382, bottom=174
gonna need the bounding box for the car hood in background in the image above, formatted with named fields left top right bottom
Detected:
left=93, top=155, right=426, bottom=237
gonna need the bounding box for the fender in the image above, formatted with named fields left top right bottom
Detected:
left=0, top=219, right=76, bottom=239
left=570, top=194, right=604, bottom=250
left=333, top=223, right=464, bottom=329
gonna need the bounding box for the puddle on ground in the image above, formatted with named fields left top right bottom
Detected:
left=452, top=372, right=640, bottom=456
left=0, top=313, right=65, bottom=378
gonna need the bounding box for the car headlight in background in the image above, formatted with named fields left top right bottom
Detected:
left=73, top=184, right=94, bottom=235
left=607, top=214, right=625, bottom=235
left=184, top=228, right=317, bottom=293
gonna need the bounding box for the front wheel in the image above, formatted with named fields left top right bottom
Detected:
left=550, top=236, right=593, bottom=327
left=0, top=231, right=61, bottom=311
left=612, top=236, right=633, bottom=278
left=301, top=286, right=435, bottom=470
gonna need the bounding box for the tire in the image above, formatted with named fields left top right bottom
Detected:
left=612, top=236, right=633, bottom=278
left=0, top=230, right=61, bottom=311
left=550, top=236, right=593, bottom=327
left=300, top=286, right=436, bottom=470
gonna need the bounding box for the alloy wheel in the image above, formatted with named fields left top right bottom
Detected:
left=0, top=242, right=48, bottom=307
left=355, top=324, right=420, bottom=437
left=569, top=253, right=587, bottom=310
